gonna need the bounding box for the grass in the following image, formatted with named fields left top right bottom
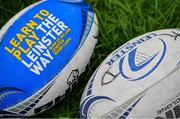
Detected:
left=0, top=0, right=180, bottom=118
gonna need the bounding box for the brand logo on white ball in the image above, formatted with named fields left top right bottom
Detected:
left=119, top=39, right=166, bottom=81
left=102, top=38, right=167, bottom=85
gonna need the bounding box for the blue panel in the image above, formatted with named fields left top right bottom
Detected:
left=0, top=0, right=94, bottom=109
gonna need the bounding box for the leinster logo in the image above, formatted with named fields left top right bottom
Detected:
left=102, top=38, right=167, bottom=85
left=119, top=39, right=166, bottom=81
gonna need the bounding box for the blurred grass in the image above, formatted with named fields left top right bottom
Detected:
left=0, top=0, right=180, bottom=118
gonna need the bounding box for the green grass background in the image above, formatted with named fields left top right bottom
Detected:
left=0, top=0, right=180, bottom=118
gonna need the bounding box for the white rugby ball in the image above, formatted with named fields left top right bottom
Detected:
left=0, top=0, right=98, bottom=117
left=80, top=29, right=180, bottom=118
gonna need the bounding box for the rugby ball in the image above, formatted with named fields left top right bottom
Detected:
left=0, top=0, right=98, bottom=117
left=80, top=29, right=180, bottom=118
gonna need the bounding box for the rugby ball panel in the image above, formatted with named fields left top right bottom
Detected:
left=0, top=0, right=98, bottom=117
left=5, top=13, right=98, bottom=116
left=80, top=29, right=180, bottom=118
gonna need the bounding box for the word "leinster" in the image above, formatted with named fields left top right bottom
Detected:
left=106, top=33, right=158, bottom=66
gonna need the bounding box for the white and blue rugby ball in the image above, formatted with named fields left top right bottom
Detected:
left=80, top=29, right=180, bottom=118
left=0, top=0, right=98, bottom=117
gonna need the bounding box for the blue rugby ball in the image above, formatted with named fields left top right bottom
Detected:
left=0, top=0, right=98, bottom=117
